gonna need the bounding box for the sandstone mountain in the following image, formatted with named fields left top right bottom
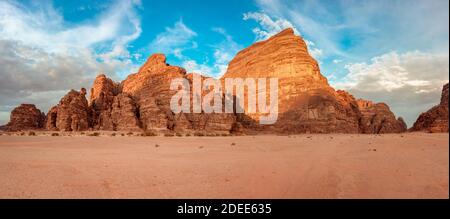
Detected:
left=222, top=28, right=406, bottom=134
left=5, top=28, right=408, bottom=134
left=410, top=83, right=449, bottom=133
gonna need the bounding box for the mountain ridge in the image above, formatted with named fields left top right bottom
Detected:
left=4, top=28, right=413, bottom=134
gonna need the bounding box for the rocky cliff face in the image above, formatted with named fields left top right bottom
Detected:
left=120, top=54, right=235, bottom=133
left=6, top=104, right=45, bottom=131
left=6, top=28, right=408, bottom=134
left=357, top=99, right=407, bottom=133
left=411, top=83, right=449, bottom=133
left=45, top=88, right=90, bottom=131
left=222, top=28, right=405, bottom=134
left=89, top=74, right=142, bottom=131
left=121, top=54, right=188, bottom=131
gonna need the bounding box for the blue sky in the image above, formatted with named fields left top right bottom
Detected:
left=0, top=0, right=449, bottom=126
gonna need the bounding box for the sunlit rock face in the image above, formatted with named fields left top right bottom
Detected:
left=222, top=28, right=405, bottom=133
left=8, top=28, right=407, bottom=134
left=120, top=54, right=235, bottom=133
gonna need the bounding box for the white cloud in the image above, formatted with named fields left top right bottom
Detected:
left=149, top=20, right=197, bottom=57
left=0, top=0, right=142, bottom=124
left=243, top=11, right=299, bottom=41
left=243, top=11, right=323, bottom=60
left=211, top=27, right=242, bottom=76
left=182, top=60, right=214, bottom=75
left=178, top=27, right=241, bottom=78
left=334, top=51, right=449, bottom=126
left=308, top=47, right=323, bottom=60
left=254, top=0, right=449, bottom=59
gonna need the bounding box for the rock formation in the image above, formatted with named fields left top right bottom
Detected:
left=88, top=74, right=142, bottom=131
left=221, top=28, right=406, bottom=134
left=6, top=104, right=45, bottom=131
left=45, top=88, right=91, bottom=131
left=411, top=83, right=449, bottom=133
left=6, top=28, right=408, bottom=134
left=44, top=106, right=58, bottom=131
left=90, top=74, right=119, bottom=130
left=120, top=54, right=235, bottom=133
left=357, top=99, right=407, bottom=133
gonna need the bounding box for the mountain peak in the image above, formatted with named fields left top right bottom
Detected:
left=138, top=53, right=168, bottom=74
left=273, top=27, right=295, bottom=37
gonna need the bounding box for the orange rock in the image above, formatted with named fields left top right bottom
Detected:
left=6, top=104, right=45, bottom=131
left=11, top=28, right=409, bottom=134
left=222, top=28, right=405, bottom=133
left=46, top=88, right=90, bottom=131
left=356, top=99, right=407, bottom=133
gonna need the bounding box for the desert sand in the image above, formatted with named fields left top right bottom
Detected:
left=0, top=132, right=448, bottom=199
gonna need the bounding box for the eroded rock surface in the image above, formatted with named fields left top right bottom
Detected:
left=357, top=99, right=407, bottom=134
left=45, top=88, right=90, bottom=131
left=411, top=83, right=449, bottom=133
left=9, top=28, right=409, bottom=134
left=222, top=28, right=405, bottom=134
left=6, top=104, right=45, bottom=131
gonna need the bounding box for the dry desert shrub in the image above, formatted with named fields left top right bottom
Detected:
left=51, top=133, right=59, bottom=136
left=28, top=131, right=36, bottom=136
left=194, top=132, right=204, bottom=137
left=164, top=133, right=174, bottom=137
left=88, top=132, right=100, bottom=137
left=143, top=130, right=158, bottom=137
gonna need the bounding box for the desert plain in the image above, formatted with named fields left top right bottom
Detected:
left=0, top=132, right=448, bottom=199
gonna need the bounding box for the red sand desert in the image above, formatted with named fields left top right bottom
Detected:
left=0, top=132, right=448, bottom=199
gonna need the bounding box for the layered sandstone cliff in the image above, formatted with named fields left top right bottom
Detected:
left=411, top=83, right=449, bottom=133
left=5, top=28, right=408, bottom=134
left=86, top=55, right=235, bottom=133
left=222, top=28, right=406, bottom=134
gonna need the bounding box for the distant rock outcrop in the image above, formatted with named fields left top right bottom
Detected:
left=357, top=99, right=407, bottom=133
left=6, top=104, right=45, bottom=131
left=411, top=83, right=449, bottom=133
